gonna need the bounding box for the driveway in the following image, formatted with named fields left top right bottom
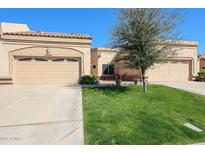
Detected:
left=0, top=85, right=83, bottom=144
left=155, top=81, right=205, bottom=96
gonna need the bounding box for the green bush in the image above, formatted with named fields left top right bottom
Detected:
left=198, top=71, right=205, bottom=78
left=79, top=75, right=97, bottom=84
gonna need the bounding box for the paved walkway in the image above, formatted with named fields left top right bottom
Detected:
left=0, top=85, right=83, bottom=144
left=154, top=81, right=205, bottom=96
left=193, top=142, right=205, bottom=145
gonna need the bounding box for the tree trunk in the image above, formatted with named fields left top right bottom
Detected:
left=141, top=69, right=147, bottom=92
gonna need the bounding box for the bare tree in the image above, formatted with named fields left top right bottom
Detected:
left=110, top=8, right=184, bottom=92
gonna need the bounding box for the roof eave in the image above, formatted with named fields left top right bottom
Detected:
left=1, top=34, right=92, bottom=45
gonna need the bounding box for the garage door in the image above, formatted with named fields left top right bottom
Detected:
left=147, top=61, right=190, bottom=81
left=14, top=57, right=80, bottom=84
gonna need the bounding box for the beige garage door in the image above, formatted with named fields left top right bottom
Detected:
left=14, top=57, right=80, bottom=84
left=147, top=61, right=190, bottom=81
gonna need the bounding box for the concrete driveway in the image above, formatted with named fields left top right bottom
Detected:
left=0, top=85, right=83, bottom=144
left=155, top=81, right=205, bottom=96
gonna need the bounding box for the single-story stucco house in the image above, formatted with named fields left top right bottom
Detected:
left=0, top=22, right=92, bottom=84
left=0, top=22, right=201, bottom=84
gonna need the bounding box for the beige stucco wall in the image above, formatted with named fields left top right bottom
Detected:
left=0, top=43, right=11, bottom=76
left=200, top=58, right=205, bottom=71
left=171, top=45, right=199, bottom=75
left=91, top=48, right=115, bottom=76
left=91, top=49, right=98, bottom=75
left=91, top=41, right=199, bottom=79
left=0, top=37, right=92, bottom=81
left=0, top=22, right=30, bottom=33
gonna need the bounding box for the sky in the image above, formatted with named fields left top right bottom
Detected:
left=0, top=8, right=204, bottom=52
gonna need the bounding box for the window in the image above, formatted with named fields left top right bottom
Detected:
left=170, top=61, right=178, bottom=64
left=93, top=65, right=96, bottom=69
left=52, top=58, right=64, bottom=62
left=163, top=61, right=170, bottom=64
left=18, top=58, right=32, bottom=61
left=66, top=58, right=78, bottom=62
left=181, top=61, right=189, bottom=64
left=35, top=58, right=48, bottom=61
left=102, top=64, right=114, bottom=75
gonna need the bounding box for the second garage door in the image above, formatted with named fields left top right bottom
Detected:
left=14, top=57, right=80, bottom=84
left=147, top=61, right=190, bottom=81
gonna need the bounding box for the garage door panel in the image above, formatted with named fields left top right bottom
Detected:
left=14, top=57, right=80, bottom=84
left=148, top=61, right=190, bottom=81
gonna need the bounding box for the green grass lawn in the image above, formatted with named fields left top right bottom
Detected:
left=82, top=84, right=205, bottom=145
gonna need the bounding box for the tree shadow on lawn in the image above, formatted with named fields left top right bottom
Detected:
left=84, top=85, right=205, bottom=144
left=84, top=86, right=131, bottom=97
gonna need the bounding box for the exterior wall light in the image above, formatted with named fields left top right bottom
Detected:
left=46, top=48, right=51, bottom=54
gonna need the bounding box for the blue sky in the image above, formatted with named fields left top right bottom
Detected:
left=0, top=8, right=204, bottom=52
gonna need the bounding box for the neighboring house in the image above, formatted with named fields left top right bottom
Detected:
left=198, top=53, right=205, bottom=71
left=91, top=41, right=199, bottom=82
left=0, top=22, right=201, bottom=84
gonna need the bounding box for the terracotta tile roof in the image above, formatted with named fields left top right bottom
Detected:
left=198, top=53, right=205, bottom=59
left=2, top=31, right=92, bottom=40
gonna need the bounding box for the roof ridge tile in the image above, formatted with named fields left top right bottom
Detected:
left=3, top=31, right=92, bottom=40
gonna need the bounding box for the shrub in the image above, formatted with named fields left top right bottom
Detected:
left=198, top=71, right=205, bottom=78
left=79, top=75, right=97, bottom=84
